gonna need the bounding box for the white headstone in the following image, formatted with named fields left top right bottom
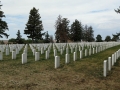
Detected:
left=46, top=50, right=49, bottom=59
left=65, top=54, right=69, bottom=64
left=55, top=56, right=60, bottom=69
left=108, top=57, right=111, bottom=71
left=89, top=49, right=91, bottom=56
left=112, top=54, right=114, bottom=66
left=73, top=52, right=77, bottom=61
left=103, top=60, right=107, bottom=77
left=35, top=52, right=39, bottom=61
left=22, top=53, right=27, bottom=64
left=80, top=50, right=82, bottom=59
left=6, top=49, right=9, bottom=55
left=41, top=47, right=44, bottom=54
left=54, top=49, right=57, bottom=57
left=12, top=51, right=16, bottom=59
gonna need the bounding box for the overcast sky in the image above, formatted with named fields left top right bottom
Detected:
left=1, top=0, right=120, bottom=40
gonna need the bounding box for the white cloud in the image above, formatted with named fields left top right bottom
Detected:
left=0, top=0, right=120, bottom=40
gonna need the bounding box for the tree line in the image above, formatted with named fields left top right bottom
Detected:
left=55, top=15, right=94, bottom=43
left=0, top=1, right=120, bottom=44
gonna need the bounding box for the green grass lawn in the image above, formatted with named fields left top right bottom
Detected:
left=0, top=44, right=120, bottom=90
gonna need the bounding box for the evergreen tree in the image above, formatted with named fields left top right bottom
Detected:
left=105, top=35, right=111, bottom=42
left=44, top=31, right=50, bottom=43
left=96, top=34, right=102, bottom=42
left=55, top=15, right=70, bottom=43
left=0, top=1, right=9, bottom=38
left=70, top=19, right=83, bottom=42
left=16, top=30, right=23, bottom=44
left=112, top=33, right=120, bottom=41
left=24, top=7, right=44, bottom=43
left=115, top=6, right=120, bottom=13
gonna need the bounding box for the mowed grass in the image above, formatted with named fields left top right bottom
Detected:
left=0, top=44, right=120, bottom=90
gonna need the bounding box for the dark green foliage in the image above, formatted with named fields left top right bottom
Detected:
left=44, top=31, right=50, bottom=43
left=0, top=2, right=9, bottom=38
left=115, top=6, right=120, bottom=13
left=16, top=30, right=24, bottom=44
left=105, top=35, right=111, bottom=42
left=8, top=38, right=16, bottom=43
left=112, top=33, right=120, bottom=41
left=96, top=34, right=102, bottom=42
left=70, top=19, right=83, bottom=42
left=24, top=39, right=32, bottom=44
left=24, top=7, right=44, bottom=43
left=112, top=36, right=119, bottom=41
left=55, top=15, right=70, bottom=43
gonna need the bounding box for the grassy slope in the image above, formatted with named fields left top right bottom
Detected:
left=0, top=44, right=120, bottom=90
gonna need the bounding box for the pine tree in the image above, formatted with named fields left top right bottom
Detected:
left=115, top=6, right=120, bottom=13
left=16, top=30, right=22, bottom=44
left=24, top=7, right=44, bottom=43
left=70, top=19, right=83, bottom=42
left=112, top=33, right=120, bottom=41
left=0, top=1, right=9, bottom=38
left=44, top=31, right=50, bottom=43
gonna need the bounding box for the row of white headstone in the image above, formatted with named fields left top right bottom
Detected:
left=0, top=42, right=119, bottom=68
left=54, top=42, right=118, bottom=50
left=103, top=49, right=120, bottom=77
left=22, top=44, right=28, bottom=64
left=0, top=44, right=24, bottom=60
left=54, top=42, right=120, bottom=68
left=21, top=44, right=52, bottom=64
left=54, top=42, right=119, bottom=56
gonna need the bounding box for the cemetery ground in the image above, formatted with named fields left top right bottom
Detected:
left=0, top=44, right=120, bottom=90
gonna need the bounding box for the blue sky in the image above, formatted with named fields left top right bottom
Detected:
left=1, top=0, right=120, bottom=40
